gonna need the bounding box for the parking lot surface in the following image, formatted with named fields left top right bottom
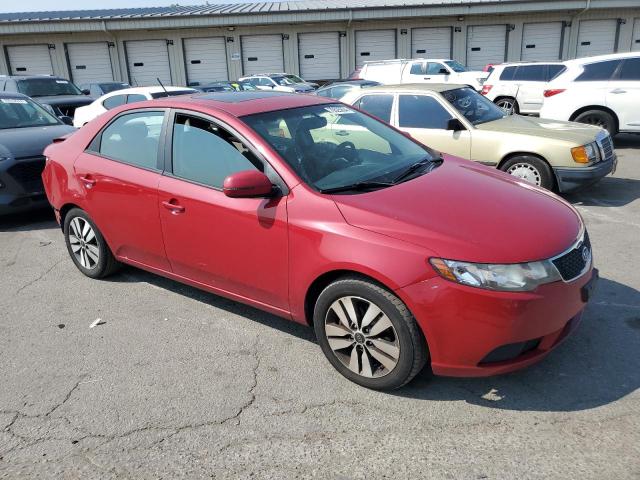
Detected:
left=1, top=137, right=639, bottom=479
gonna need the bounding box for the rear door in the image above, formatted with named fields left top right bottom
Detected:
left=606, top=57, right=640, bottom=131
left=512, top=64, right=549, bottom=113
left=75, top=109, right=170, bottom=270
left=157, top=111, right=289, bottom=310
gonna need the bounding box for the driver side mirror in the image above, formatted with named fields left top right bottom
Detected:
left=446, top=118, right=466, bottom=131
left=223, top=170, right=276, bottom=198
left=81, top=89, right=91, bottom=95
left=438, top=69, right=449, bottom=75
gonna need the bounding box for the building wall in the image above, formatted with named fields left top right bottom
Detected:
left=0, top=8, right=637, bottom=84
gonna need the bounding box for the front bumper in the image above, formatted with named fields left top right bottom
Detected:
left=0, top=156, right=50, bottom=215
left=398, top=267, right=595, bottom=377
left=553, top=155, right=616, bottom=193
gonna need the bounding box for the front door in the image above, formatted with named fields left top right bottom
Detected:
left=157, top=112, right=289, bottom=310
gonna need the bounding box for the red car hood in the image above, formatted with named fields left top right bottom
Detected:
left=332, top=156, right=582, bottom=264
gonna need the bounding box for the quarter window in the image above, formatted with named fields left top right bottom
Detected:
left=576, top=60, right=622, bottom=81
left=103, top=94, right=127, bottom=110
left=356, top=95, right=393, bottom=123
left=618, top=58, right=640, bottom=81
left=98, top=111, right=164, bottom=170
left=398, top=95, right=452, bottom=129
left=171, top=114, right=261, bottom=189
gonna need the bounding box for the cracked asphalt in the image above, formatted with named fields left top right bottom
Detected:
left=1, top=136, right=639, bottom=479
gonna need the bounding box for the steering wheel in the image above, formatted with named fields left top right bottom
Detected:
left=333, top=141, right=360, bottom=164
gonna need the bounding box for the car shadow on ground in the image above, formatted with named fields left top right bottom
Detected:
left=563, top=175, right=640, bottom=207
left=614, top=133, right=640, bottom=149
left=114, top=268, right=639, bottom=412
left=0, top=207, right=57, bottom=232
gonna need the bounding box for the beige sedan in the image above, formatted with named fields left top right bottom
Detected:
left=341, top=84, right=616, bottom=192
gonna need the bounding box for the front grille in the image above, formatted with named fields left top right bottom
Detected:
left=8, top=156, right=46, bottom=193
left=552, top=231, right=591, bottom=281
left=597, top=134, right=614, bottom=162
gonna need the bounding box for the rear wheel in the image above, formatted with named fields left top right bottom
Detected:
left=500, top=155, right=554, bottom=191
left=495, top=97, right=519, bottom=115
left=573, top=109, right=617, bottom=136
left=63, top=208, right=120, bottom=279
left=314, top=277, right=428, bottom=390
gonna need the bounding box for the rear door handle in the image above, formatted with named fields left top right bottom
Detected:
left=335, top=130, right=349, bottom=136
left=610, top=88, right=626, bottom=94
left=79, top=175, right=96, bottom=188
left=423, top=77, right=431, bottom=80
left=162, top=200, right=185, bottom=214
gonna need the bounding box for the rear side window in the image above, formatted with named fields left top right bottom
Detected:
left=426, top=63, right=447, bottom=75
left=618, top=58, right=640, bottom=80
left=547, top=65, right=566, bottom=81
left=499, top=66, right=517, bottom=81
left=98, top=111, right=164, bottom=170
left=576, top=60, right=622, bottom=81
left=410, top=62, right=425, bottom=75
left=398, top=95, right=452, bottom=129
left=103, top=95, right=127, bottom=110
left=513, top=65, right=546, bottom=81
left=356, top=95, right=393, bottom=123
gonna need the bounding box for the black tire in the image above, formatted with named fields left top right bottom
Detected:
left=495, top=97, right=519, bottom=115
left=313, top=276, right=428, bottom=390
left=573, top=109, right=617, bottom=136
left=500, top=155, right=555, bottom=191
left=63, top=208, right=120, bottom=279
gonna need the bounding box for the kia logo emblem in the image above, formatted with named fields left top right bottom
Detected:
left=581, top=246, right=590, bottom=262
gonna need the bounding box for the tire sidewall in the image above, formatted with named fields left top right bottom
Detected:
left=63, top=208, right=110, bottom=279
left=496, top=97, right=518, bottom=114
left=575, top=110, right=616, bottom=136
left=501, top=155, right=554, bottom=191
left=313, top=279, right=419, bottom=390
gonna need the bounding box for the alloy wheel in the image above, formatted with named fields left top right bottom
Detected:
left=507, top=163, right=542, bottom=186
left=324, top=296, right=400, bottom=378
left=496, top=98, right=515, bottom=114
left=68, top=217, right=100, bottom=270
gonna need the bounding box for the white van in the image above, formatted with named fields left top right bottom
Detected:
left=356, top=59, right=489, bottom=90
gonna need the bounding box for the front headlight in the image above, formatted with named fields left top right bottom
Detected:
left=430, top=258, right=561, bottom=292
left=571, top=142, right=599, bottom=164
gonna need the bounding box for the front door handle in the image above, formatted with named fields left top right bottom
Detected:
left=162, top=200, right=185, bottom=214
left=335, top=130, right=349, bottom=136
left=610, top=88, right=626, bottom=94
left=423, top=77, right=431, bottom=80
left=79, top=175, right=96, bottom=188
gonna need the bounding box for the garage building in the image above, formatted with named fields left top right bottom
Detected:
left=0, top=0, right=637, bottom=85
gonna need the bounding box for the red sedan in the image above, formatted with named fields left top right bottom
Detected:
left=42, top=91, right=596, bottom=390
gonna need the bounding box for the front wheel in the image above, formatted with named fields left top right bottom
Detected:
left=314, top=277, right=428, bottom=390
left=500, top=155, right=554, bottom=191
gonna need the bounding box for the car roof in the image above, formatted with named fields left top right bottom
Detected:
left=0, top=92, right=31, bottom=99
left=139, top=91, right=335, bottom=117
left=107, top=86, right=195, bottom=95
left=563, top=52, right=640, bottom=65
left=352, top=83, right=466, bottom=94
left=493, top=61, right=565, bottom=68
left=2, top=75, right=68, bottom=80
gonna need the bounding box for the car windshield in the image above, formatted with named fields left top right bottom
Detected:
left=100, top=83, right=129, bottom=94
left=150, top=90, right=196, bottom=99
left=242, top=103, right=438, bottom=193
left=17, top=78, right=83, bottom=97
left=445, top=60, right=467, bottom=72
left=0, top=97, right=60, bottom=129
left=237, top=82, right=257, bottom=91
left=272, top=76, right=295, bottom=86
left=285, top=74, right=305, bottom=83
left=441, top=87, right=505, bottom=125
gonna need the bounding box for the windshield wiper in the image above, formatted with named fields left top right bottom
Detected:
left=319, top=181, right=395, bottom=194
left=392, top=157, right=439, bottom=184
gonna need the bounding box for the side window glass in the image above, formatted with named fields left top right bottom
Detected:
left=258, top=78, right=273, bottom=87
left=576, top=60, right=622, bottom=81
left=98, top=111, right=164, bottom=170
left=398, top=95, right=452, bottom=129
left=618, top=58, right=640, bottom=81
left=172, top=114, right=261, bottom=189
left=427, top=63, right=447, bottom=75
left=126, top=94, right=147, bottom=104
left=499, top=66, right=517, bottom=81
left=357, top=95, right=393, bottom=123
left=410, top=62, right=425, bottom=75
left=330, top=85, right=350, bottom=99
left=103, top=95, right=127, bottom=110
left=513, top=65, right=545, bottom=81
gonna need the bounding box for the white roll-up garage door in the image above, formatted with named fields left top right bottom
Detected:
left=355, top=30, right=396, bottom=68
left=241, top=35, right=284, bottom=76
left=298, top=32, right=340, bottom=81
left=183, top=37, right=228, bottom=86
left=7, top=45, right=54, bottom=75
left=577, top=19, right=618, bottom=57
left=125, top=40, right=172, bottom=87
left=631, top=18, right=640, bottom=52
left=466, top=25, right=507, bottom=70
left=66, top=42, right=114, bottom=85
left=411, top=27, right=452, bottom=59
left=521, top=22, right=563, bottom=61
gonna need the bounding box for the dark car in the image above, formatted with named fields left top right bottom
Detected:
left=314, top=80, right=381, bottom=99
left=0, top=92, right=76, bottom=215
left=79, top=82, right=130, bottom=98
left=0, top=76, right=93, bottom=119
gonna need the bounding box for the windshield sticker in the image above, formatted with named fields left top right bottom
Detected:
left=1, top=98, right=28, bottom=104
left=324, top=106, right=354, bottom=115
left=55, top=80, right=69, bottom=84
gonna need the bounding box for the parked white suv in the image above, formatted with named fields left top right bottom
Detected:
left=357, top=59, right=488, bottom=90
left=539, top=53, right=640, bottom=136
left=481, top=62, right=566, bottom=114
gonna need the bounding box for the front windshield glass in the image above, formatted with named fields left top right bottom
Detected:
left=273, top=76, right=295, bottom=86
left=285, top=74, right=304, bottom=83
left=0, top=97, right=60, bottom=129
left=17, top=78, right=82, bottom=97
left=441, top=87, right=505, bottom=125
left=242, top=104, right=437, bottom=193
left=444, top=60, right=467, bottom=72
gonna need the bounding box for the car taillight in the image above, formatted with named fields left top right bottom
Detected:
left=480, top=84, right=493, bottom=95
left=543, top=89, right=566, bottom=98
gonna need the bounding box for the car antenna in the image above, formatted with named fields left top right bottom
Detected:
left=157, top=77, right=169, bottom=96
